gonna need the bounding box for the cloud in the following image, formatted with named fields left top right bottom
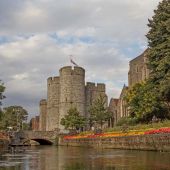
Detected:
left=0, top=0, right=161, bottom=118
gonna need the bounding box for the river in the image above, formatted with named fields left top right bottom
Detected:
left=0, top=146, right=170, bottom=170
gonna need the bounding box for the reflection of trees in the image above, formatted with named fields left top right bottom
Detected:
left=64, top=162, right=86, bottom=170
left=63, top=162, right=116, bottom=170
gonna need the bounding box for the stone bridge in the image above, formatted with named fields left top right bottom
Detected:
left=22, top=131, right=59, bottom=145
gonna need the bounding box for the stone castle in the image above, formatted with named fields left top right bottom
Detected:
left=38, top=66, right=107, bottom=131
left=31, top=49, right=149, bottom=131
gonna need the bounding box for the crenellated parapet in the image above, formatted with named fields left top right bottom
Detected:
left=47, top=76, right=60, bottom=86
left=40, top=99, right=47, bottom=105
left=96, top=83, right=105, bottom=92
left=59, top=66, right=85, bottom=76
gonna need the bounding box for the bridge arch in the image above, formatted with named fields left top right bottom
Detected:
left=23, top=138, right=53, bottom=145
left=21, top=131, right=58, bottom=145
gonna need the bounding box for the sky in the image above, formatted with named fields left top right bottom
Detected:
left=0, top=0, right=161, bottom=119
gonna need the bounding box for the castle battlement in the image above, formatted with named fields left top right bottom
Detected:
left=40, top=99, right=47, bottom=105
left=86, top=82, right=105, bottom=91
left=86, top=82, right=96, bottom=89
left=59, top=66, right=85, bottom=76
left=47, top=76, right=60, bottom=85
left=96, top=83, right=105, bottom=91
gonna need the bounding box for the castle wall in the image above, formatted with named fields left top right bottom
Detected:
left=38, top=66, right=108, bottom=131
left=85, top=82, right=108, bottom=117
left=59, top=66, right=85, bottom=130
left=46, top=77, right=60, bottom=131
left=30, top=116, right=39, bottom=131
left=39, top=99, right=47, bottom=131
left=108, top=98, right=119, bottom=125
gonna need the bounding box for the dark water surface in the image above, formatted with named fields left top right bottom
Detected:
left=0, top=146, right=170, bottom=170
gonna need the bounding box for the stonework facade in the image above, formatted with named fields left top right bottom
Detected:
left=39, top=99, right=47, bottom=131
left=108, top=98, right=119, bottom=125
left=30, top=116, right=39, bottom=131
left=111, top=50, right=150, bottom=124
left=128, top=49, right=150, bottom=87
left=118, top=85, right=129, bottom=119
left=39, top=66, right=107, bottom=131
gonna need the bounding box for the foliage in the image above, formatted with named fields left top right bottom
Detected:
left=116, top=117, right=138, bottom=126
left=146, top=0, right=170, bottom=111
left=0, top=106, right=28, bottom=130
left=60, top=107, right=86, bottom=130
left=105, top=120, right=170, bottom=133
left=124, top=0, right=170, bottom=123
left=89, top=95, right=112, bottom=129
left=0, top=80, right=5, bottom=106
left=125, top=82, right=169, bottom=122
left=0, top=80, right=5, bottom=120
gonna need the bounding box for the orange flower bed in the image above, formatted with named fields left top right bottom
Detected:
left=63, top=127, right=170, bottom=140
left=63, top=130, right=145, bottom=140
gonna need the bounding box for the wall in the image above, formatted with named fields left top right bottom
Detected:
left=47, top=77, right=60, bottom=131
left=59, top=66, right=85, bottom=130
left=128, top=49, right=149, bottom=87
left=85, top=82, right=107, bottom=118
left=30, top=116, right=39, bottom=131
left=39, top=65, right=108, bottom=132
left=108, top=98, right=119, bottom=125
left=39, top=99, right=47, bottom=131
left=59, top=134, right=170, bottom=152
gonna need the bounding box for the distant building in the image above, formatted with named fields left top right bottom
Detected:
left=39, top=66, right=107, bottom=132
left=110, top=49, right=150, bottom=124
left=30, top=116, right=39, bottom=131
left=128, top=49, right=150, bottom=87
left=39, top=99, right=47, bottom=131
left=108, top=98, right=119, bottom=126
left=118, top=85, right=129, bottom=118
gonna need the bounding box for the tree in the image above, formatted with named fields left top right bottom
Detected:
left=89, top=95, right=111, bottom=129
left=60, top=107, right=86, bottom=131
left=0, top=106, right=28, bottom=130
left=0, top=80, right=5, bottom=105
left=0, top=80, right=5, bottom=121
left=125, top=82, right=169, bottom=123
left=146, top=0, right=170, bottom=112
left=125, top=0, right=170, bottom=123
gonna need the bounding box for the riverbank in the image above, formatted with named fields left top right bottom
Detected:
left=59, top=134, right=170, bottom=152
left=0, top=139, right=9, bottom=153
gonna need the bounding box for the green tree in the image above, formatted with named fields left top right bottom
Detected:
left=125, top=82, right=169, bottom=123
left=0, top=106, right=28, bottom=130
left=60, top=107, right=86, bottom=130
left=0, top=80, right=5, bottom=105
left=146, top=0, right=170, bottom=112
left=0, top=80, right=5, bottom=121
left=125, top=0, right=170, bottom=123
left=89, top=95, right=111, bottom=129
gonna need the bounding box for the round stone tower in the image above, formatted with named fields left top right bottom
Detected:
left=46, top=76, right=60, bottom=131
left=59, top=66, right=85, bottom=130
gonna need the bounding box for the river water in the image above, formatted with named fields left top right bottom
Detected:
left=0, top=146, right=170, bottom=170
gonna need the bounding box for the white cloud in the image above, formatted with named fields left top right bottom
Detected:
left=0, top=0, right=161, bottom=117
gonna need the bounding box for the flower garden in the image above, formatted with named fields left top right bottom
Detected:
left=63, top=127, right=170, bottom=140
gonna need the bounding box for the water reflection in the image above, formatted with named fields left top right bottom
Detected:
left=0, top=146, right=170, bottom=170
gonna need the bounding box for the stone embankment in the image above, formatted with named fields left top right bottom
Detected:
left=59, top=134, right=170, bottom=152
